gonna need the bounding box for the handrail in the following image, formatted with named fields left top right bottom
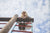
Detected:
left=0, top=17, right=34, bottom=22
left=0, top=23, right=6, bottom=24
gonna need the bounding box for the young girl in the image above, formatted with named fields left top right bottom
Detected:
left=21, top=11, right=28, bottom=18
left=19, top=11, right=28, bottom=30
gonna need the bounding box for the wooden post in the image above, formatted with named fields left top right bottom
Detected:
left=0, top=14, right=18, bottom=33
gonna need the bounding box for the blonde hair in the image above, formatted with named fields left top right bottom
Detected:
left=21, top=11, right=28, bottom=18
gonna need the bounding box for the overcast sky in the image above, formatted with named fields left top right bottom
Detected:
left=0, top=0, right=50, bottom=33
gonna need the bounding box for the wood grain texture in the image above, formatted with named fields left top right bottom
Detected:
left=0, top=14, right=18, bottom=33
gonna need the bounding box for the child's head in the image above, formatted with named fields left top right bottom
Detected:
left=21, top=11, right=28, bottom=17
left=22, top=11, right=26, bottom=16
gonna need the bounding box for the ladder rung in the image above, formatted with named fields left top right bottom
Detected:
left=25, top=22, right=32, bottom=24
left=15, top=25, right=32, bottom=27
left=17, top=22, right=32, bottom=24
left=12, top=30, right=32, bottom=33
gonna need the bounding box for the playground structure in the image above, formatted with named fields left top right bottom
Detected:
left=0, top=14, right=34, bottom=33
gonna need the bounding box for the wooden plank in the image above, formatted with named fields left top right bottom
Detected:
left=0, top=17, right=11, bottom=21
left=0, top=17, right=34, bottom=22
left=0, top=14, right=18, bottom=33
left=0, top=23, right=6, bottom=24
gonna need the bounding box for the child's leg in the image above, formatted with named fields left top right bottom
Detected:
left=19, top=23, right=22, bottom=30
left=22, top=23, right=26, bottom=30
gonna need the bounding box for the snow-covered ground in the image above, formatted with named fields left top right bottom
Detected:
left=0, top=0, right=50, bottom=33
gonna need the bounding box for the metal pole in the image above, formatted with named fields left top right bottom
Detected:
left=0, top=14, right=18, bottom=33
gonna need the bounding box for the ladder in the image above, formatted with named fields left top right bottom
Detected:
left=11, top=22, right=33, bottom=33
left=0, top=22, right=33, bottom=33
left=0, top=14, right=34, bottom=33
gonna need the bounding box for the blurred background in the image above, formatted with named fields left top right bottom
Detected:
left=0, top=0, right=50, bottom=33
